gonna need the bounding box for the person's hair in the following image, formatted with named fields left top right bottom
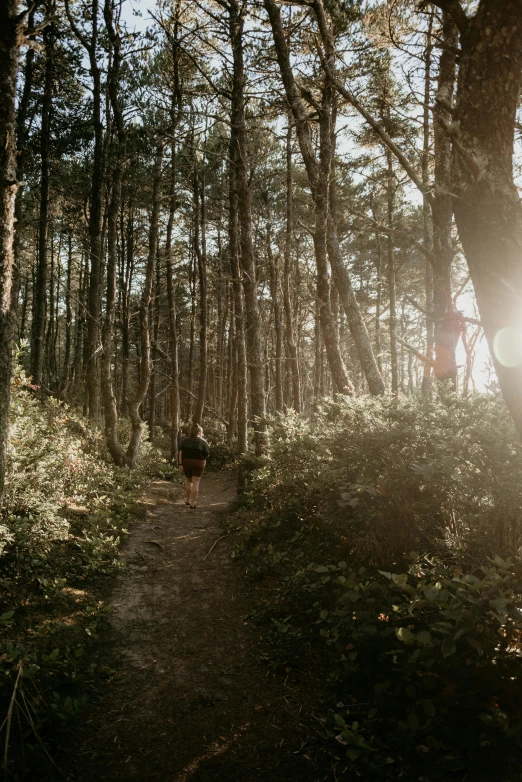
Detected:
left=191, top=423, right=203, bottom=437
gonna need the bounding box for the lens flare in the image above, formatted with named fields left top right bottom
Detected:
left=493, top=327, right=522, bottom=368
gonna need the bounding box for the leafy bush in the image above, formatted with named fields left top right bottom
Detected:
left=228, top=393, right=522, bottom=779
left=241, top=393, right=522, bottom=564
left=0, top=370, right=169, bottom=776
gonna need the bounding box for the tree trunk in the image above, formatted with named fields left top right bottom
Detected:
left=421, top=14, right=434, bottom=397
left=31, top=15, right=54, bottom=386
left=432, top=0, right=522, bottom=434
left=229, top=0, right=266, bottom=454
left=0, top=0, right=22, bottom=505
left=386, top=149, right=399, bottom=394
left=228, top=139, right=248, bottom=454
left=264, top=0, right=383, bottom=395
left=61, top=231, right=73, bottom=397
left=193, top=166, right=207, bottom=425
left=66, top=0, right=105, bottom=421
left=126, top=141, right=164, bottom=466
left=12, top=8, right=35, bottom=318
left=282, top=120, right=301, bottom=411
left=165, top=143, right=180, bottom=462
left=99, top=0, right=128, bottom=465
left=266, top=219, right=283, bottom=411
left=431, top=11, right=459, bottom=386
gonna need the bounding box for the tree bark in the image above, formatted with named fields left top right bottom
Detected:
left=193, top=166, right=207, bottom=425
left=100, top=0, right=128, bottom=466
left=229, top=0, right=266, bottom=454
left=12, top=7, right=35, bottom=317
left=266, top=218, right=283, bottom=411
left=0, top=0, right=22, bottom=506
left=61, top=230, right=73, bottom=397
left=283, top=119, right=301, bottom=411
left=126, top=141, right=164, bottom=466
left=431, top=11, right=459, bottom=386
left=228, top=139, right=248, bottom=454
left=429, top=0, right=522, bottom=436
left=165, top=143, right=180, bottom=462
left=421, top=14, right=434, bottom=397
left=386, top=149, right=399, bottom=394
left=264, top=0, right=383, bottom=395
left=31, top=13, right=54, bottom=386
left=66, top=0, right=105, bottom=421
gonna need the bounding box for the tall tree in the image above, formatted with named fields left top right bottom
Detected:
left=229, top=0, right=267, bottom=454
left=0, top=0, right=25, bottom=504
left=426, top=0, right=522, bottom=434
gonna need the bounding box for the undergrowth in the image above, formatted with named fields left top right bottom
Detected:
left=0, top=369, right=172, bottom=779
left=228, top=393, right=522, bottom=780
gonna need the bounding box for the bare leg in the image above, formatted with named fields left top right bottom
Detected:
left=185, top=476, right=192, bottom=504
left=190, top=476, right=201, bottom=506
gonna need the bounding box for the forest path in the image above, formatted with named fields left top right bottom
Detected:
left=70, top=473, right=324, bottom=782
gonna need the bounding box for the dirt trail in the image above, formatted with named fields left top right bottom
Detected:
left=70, top=473, right=327, bottom=781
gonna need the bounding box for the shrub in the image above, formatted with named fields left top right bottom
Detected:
left=241, top=393, right=522, bottom=564
left=0, top=370, right=170, bottom=776
left=228, top=392, right=522, bottom=778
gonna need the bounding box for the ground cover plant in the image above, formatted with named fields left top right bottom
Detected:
left=0, top=370, right=170, bottom=778
left=228, top=393, right=522, bottom=780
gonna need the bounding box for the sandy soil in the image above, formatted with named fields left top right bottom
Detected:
left=66, top=473, right=333, bottom=782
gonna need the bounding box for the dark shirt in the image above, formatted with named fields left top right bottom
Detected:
left=180, top=436, right=210, bottom=462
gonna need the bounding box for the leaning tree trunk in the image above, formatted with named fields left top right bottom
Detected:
left=0, top=0, right=22, bottom=506
left=265, top=0, right=383, bottom=395
left=434, top=0, right=522, bottom=434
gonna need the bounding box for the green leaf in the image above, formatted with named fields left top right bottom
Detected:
left=379, top=571, right=392, bottom=580
left=346, top=749, right=361, bottom=761
left=334, top=714, right=346, bottom=728
left=416, top=630, right=432, bottom=647
left=320, top=609, right=328, bottom=620
left=396, top=627, right=415, bottom=645
left=315, top=565, right=329, bottom=573
left=489, top=597, right=510, bottom=614
left=441, top=638, right=456, bottom=657
left=0, top=611, right=14, bottom=621
left=392, top=573, right=408, bottom=586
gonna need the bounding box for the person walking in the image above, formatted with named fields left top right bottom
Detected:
left=178, top=424, right=210, bottom=508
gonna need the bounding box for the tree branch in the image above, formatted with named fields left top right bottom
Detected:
left=419, top=0, right=470, bottom=36
left=315, top=40, right=434, bottom=208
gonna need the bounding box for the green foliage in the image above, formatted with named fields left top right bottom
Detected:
left=228, top=394, right=522, bottom=779
left=239, top=393, right=522, bottom=563
left=0, top=370, right=169, bottom=777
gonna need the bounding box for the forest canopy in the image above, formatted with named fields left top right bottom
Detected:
left=0, top=0, right=521, bottom=495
